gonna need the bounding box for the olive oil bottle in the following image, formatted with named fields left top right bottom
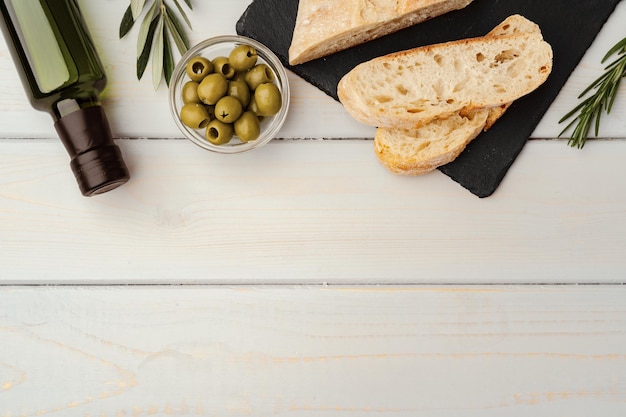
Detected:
left=0, top=0, right=129, bottom=196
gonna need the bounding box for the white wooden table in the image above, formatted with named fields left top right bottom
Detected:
left=1, top=1, right=626, bottom=416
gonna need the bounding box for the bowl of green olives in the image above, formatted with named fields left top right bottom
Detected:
left=169, top=35, right=290, bottom=153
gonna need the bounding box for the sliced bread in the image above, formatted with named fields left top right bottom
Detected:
left=337, top=20, right=553, bottom=130
left=288, top=0, right=475, bottom=65
left=479, top=14, right=541, bottom=131
left=373, top=15, right=547, bottom=175
left=374, top=110, right=490, bottom=175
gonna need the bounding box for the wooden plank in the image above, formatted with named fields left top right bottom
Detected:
left=0, top=1, right=624, bottom=140
left=1, top=285, right=625, bottom=416
left=1, top=139, right=626, bottom=283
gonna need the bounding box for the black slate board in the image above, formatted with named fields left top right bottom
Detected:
left=236, top=0, right=621, bottom=197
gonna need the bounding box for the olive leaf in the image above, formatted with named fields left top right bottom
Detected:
left=163, top=32, right=175, bottom=87
left=119, top=0, right=193, bottom=90
left=171, top=0, right=192, bottom=29
left=131, top=0, right=147, bottom=20
left=119, top=6, right=134, bottom=38
left=164, top=4, right=190, bottom=55
left=136, top=0, right=159, bottom=57
left=152, top=18, right=165, bottom=90
left=136, top=17, right=160, bottom=81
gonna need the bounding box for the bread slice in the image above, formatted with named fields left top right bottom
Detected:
left=337, top=20, right=553, bottom=130
left=373, top=15, right=546, bottom=175
left=479, top=14, right=542, bottom=130
left=374, top=110, right=489, bottom=175
left=486, top=14, right=542, bottom=38
left=288, top=0, right=475, bottom=65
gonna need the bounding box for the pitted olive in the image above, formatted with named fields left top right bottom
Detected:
left=232, top=71, right=247, bottom=82
left=214, top=96, right=243, bottom=124
left=228, top=80, right=251, bottom=107
left=212, top=56, right=235, bottom=79
left=254, top=82, right=282, bottom=117
left=246, top=95, right=265, bottom=122
left=206, top=119, right=233, bottom=145
left=234, top=111, right=261, bottom=142
left=180, top=103, right=210, bottom=129
left=185, top=56, right=213, bottom=82
left=229, top=45, right=258, bottom=72
left=197, top=73, right=228, bottom=105
left=245, top=64, right=274, bottom=91
left=182, top=81, right=200, bottom=104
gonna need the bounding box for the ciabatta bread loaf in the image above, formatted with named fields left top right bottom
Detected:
left=337, top=20, right=553, bottom=130
left=288, top=0, right=475, bottom=65
left=372, top=15, right=549, bottom=175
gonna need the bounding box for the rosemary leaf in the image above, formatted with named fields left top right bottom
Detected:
left=603, top=37, right=626, bottom=61
left=559, top=36, right=626, bottom=149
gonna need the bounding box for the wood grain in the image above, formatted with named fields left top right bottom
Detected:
left=1, top=3, right=625, bottom=415
left=0, top=1, right=624, bottom=140
left=1, top=285, right=625, bottom=416
left=1, top=139, right=626, bottom=283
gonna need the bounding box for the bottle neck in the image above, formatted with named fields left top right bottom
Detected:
left=51, top=95, right=102, bottom=121
left=54, top=105, right=130, bottom=196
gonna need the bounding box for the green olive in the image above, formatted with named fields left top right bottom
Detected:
left=212, top=56, right=235, bottom=79
left=246, top=95, right=265, bottom=122
left=185, top=56, right=213, bottom=82
left=205, top=104, right=215, bottom=119
left=245, top=64, right=274, bottom=91
left=214, top=96, right=243, bottom=124
left=228, top=80, right=251, bottom=107
left=206, top=119, right=233, bottom=145
left=254, top=82, right=282, bottom=116
left=232, top=71, right=248, bottom=82
left=234, top=111, right=261, bottom=142
left=229, top=44, right=258, bottom=72
left=182, top=81, right=200, bottom=104
left=180, top=103, right=210, bottom=129
left=197, top=73, right=228, bottom=105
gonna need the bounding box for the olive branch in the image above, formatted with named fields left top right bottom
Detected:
left=119, top=0, right=193, bottom=90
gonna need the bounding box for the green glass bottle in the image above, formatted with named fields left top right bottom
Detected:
left=0, top=0, right=130, bottom=196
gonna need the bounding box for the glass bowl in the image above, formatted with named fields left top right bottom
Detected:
left=169, top=35, right=290, bottom=154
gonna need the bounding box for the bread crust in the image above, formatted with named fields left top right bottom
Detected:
left=374, top=110, right=489, bottom=175
left=370, top=15, right=551, bottom=176
left=288, top=0, right=475, bottom=65
left=338, top=29, right=553, bottom=130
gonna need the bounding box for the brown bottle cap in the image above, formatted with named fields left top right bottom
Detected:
left=54, top=106, right=130, bottom=196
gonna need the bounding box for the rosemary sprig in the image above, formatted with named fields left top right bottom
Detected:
left=119, top=0, right=193, bottom=90
left=559, top=36, right=626, bottom=149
